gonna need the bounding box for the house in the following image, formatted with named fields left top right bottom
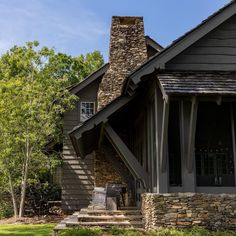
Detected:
left=62, top=1, right=236, bottom=227
left=62, top=18, right=163, bottom=211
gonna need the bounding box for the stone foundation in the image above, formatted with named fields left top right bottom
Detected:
left=142, top=193, right=236, bottom=231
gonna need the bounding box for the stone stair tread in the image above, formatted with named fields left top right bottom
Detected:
left=119, top=207, right=140, bottom=210
left=80, top=209, right=141, bottom=215
left=66, top=221, right=143, bottom=226
left=78, top=215, right=142, bottom=220
left=54, top=208, right=144, bottom=235
left=72, top=211, right=80, bottom=216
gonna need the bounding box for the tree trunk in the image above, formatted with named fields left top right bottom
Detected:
left=19, top=157, right=29, bottom=218
left=8, top=174, right=18, bottom=218
left=19, top=138, right=31, bottom=218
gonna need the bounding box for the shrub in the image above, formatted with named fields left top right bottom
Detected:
left=108, top=227, right=126, bottom=235
left=148, top=226, right=236, bottom=236
left=58, top=228, right=103, bottom=236
left=0, top=197, right=13, bottom=219
left=25, top=182, right=61, bottom=216
left=108, top=227, right=143, bottom=236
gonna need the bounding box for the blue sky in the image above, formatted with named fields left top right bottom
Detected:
left=0, top=0, right=231, bottom=61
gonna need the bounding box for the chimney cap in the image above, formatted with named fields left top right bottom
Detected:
left=112, top=16, right=143, bottom=25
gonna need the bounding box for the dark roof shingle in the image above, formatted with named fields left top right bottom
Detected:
left=157, top=72, right=236, bottom=96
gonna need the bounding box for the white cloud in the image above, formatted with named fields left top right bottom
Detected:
left=0, top=0, right=109, bottom=56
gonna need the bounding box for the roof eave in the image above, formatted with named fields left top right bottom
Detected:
left=68, top=94, right=135, bottom=158
left=69, top=63, right=109, bottom=95
left=124, top=1, right=236, bottom=94
left=145, top=35, right=164, bottom=52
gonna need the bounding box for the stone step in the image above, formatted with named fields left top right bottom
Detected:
left=119, top=206, right=140, bottom=210
left=80, top=208, right=142, bottom=216
left=54, top=209, right=144, bottom=235
left=66, top=220, right=144, bottom=228
left=78, top=214, right=143, bottom=222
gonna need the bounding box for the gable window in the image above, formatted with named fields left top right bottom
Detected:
left=80, top=102, right=95, bottom=122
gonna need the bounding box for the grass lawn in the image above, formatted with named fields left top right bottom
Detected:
left=0, top=224, right=56, bottom=236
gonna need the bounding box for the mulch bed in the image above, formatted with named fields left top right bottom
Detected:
left=0, top=215, right=65, bottom=225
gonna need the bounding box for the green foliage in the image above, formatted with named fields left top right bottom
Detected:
left=58, top=228, right=103, bottom=236
left=25, top=182, right=61, bottom=216
left=148, top=226, right=236, bottom=236
left=108, top=226, right=125, bottom=235
left=0, top=177, right=14, bottom=219
left=0, top=224, right=55, bottom=236
left=108, top=227, right=143, bottom=236
left=0, top=225, right=235, bottom=236
left=0, top=198, right=13, bottom=219
left=58, top=227, right=236, bottom=236
left=45, top=50, right=104, bottom=86
left=0, top=40, right=104, bottom=217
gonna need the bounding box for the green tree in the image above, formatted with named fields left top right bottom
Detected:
left=0, top=41, right=104, bottom=218
left=45, top=50, right=104, bottom=86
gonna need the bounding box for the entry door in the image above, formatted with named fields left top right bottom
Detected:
left=195, top=102, right=235, bottom=186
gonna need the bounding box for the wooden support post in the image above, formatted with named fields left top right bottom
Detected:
left=104, top=123, right=149, bottom=189
left=187, top=96, right=198, bottom=173
left=155, top=85, right=169, bottom=193
left=230, top=104, right=236, bottom=186
left=180, top=98, right=197, bottom=192
left=160, top=99, right=169, bottom=172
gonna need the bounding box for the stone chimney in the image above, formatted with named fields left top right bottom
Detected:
left=97, top=16, right=147, bottom=110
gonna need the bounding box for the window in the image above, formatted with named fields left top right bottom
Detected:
left=195, top=102, right=235, bottom=186
left=168, top=101, right=182, bottom=186
left=80, top=102, right=95, bottom=122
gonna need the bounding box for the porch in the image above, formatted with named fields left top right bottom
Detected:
left=158, top=71, right=236, bottom=194
left=69, top=71, right=236, bottom=208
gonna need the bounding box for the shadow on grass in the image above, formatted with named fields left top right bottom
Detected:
left=0, top=224, right=55, bottom=236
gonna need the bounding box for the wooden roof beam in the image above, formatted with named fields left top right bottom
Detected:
left=104, top=123, right=149, bottom=189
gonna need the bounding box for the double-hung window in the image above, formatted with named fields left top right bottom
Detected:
left=80, top=102, right=95, bottom=122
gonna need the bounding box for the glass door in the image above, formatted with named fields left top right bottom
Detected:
left=195, top=102, right=235, bottom=186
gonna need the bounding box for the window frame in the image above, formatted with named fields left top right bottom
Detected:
left=80, top=101, right=96, bottom=122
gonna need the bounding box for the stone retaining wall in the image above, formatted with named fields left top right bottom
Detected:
left=142, top=193, right=236, bottom=231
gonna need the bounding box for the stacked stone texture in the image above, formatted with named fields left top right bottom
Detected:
left=94, top=16, right=148, bottom=190
left=94, top=150, right=123, bottom=187
left=142, top=193, right=236, bottom=231
left=97, top=16, right=147, bottom=110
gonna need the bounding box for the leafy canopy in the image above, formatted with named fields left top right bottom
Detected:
left=0, top=41, right=104, bottom=217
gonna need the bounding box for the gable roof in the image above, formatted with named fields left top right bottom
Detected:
left=124, top=0, right=236, bottom=94
left=69, top=2, right=236, bottom=157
